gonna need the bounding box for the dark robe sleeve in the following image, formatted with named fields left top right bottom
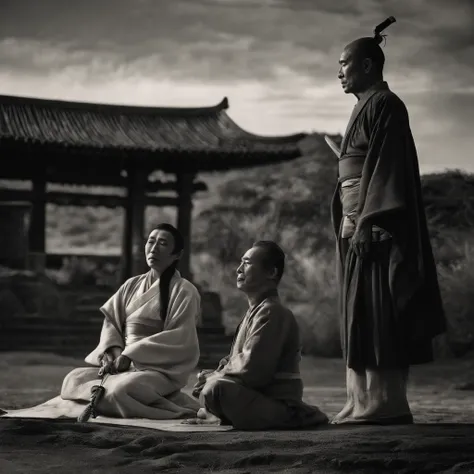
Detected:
left=220, top=305, right=288, bottom=389
left=356, top=91, right=446, bottom=350
left=357, top=93, right=409, bottom=232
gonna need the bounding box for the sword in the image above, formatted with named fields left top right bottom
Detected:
left=77, top=362, right=108, bottom=423
left=324, top=135, right=341, bottom=159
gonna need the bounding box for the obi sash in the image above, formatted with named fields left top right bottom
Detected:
left=124, top=320, right=163, bottom=346
left=338, top=153, right=365, bottom=184
left=338, top=153, right=391, bottom=240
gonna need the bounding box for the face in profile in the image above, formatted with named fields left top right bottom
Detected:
left=236, top=246, right=275, bottom=293
left=338, top=47, right=368, bottom=95
left=145, top=229, right=180, bottom=273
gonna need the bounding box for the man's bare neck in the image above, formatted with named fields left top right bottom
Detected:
left=246, top=287, right=278, bottom=307
left=354, top=78, right=384, bottom=100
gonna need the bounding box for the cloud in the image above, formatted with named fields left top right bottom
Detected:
left=2, top=0, right=473, bottom=87
left=0, top=0, right=473, bottom=171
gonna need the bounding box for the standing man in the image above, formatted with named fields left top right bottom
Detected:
left=330, top=18, right=446, bottom=424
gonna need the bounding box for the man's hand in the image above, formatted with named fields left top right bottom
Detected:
left=192, top=370, right=213, bottom=398
left=99, top=351, right=115, bottom=375
left=99, top=346, right=124, bottom=375
left=197, top=369, right=214, bottom=384
left=111, top=355, right=132, bottom=373
left=192, top=370, right=223, bottom=398
left=350, top=223, right=372, bottom=258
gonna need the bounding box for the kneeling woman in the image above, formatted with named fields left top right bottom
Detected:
left=61, top=223, right=201, bottom=419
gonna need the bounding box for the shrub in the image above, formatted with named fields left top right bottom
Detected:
left=193, top=201, right=342, bottom=356
left=436, top=239, right=474, bottom=356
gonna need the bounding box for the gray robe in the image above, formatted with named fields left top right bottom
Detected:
left=193, top=290, right=328, bottom=430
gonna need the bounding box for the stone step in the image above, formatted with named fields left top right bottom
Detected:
left=71, top=312, right=231, bottom=334
left=1, top=335, right=231, bottom=353
left=74, top=303, right=105, bottom=310
left=0, top=326, right=230, bottom=339
left=3, top=315, right=232, bottom=334
left=0, top=334, right=230, bottom=350
left=0, top=343, right=228, bottom=369
left=1, top=314, right=232, bottom=367
left=0, top=337, right=229, bottom=351
left=0, top=345, right=231, bottom=364
left=2, top=324, right=232, bottom=343
left=2, top=324, right=103, bottom=336
left=72, top=308, right=104, bottom=318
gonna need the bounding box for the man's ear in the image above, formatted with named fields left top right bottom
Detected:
left=174, top=250, right=184, bottom=261
left=269, top=266, right=278, bottom=281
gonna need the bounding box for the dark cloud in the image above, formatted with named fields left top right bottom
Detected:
left=0, top=0, right=473, bottom=171
left=1, top=0, right=473, bottom=87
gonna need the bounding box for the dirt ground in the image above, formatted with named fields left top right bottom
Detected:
left=1, top=352, right=474, bottom=473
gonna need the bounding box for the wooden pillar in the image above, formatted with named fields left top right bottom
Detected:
left=27, top=165, right=47, bottom=273
left=176, top=172, right=195, bottom=281
left=0, top=202, right=30, bottom=269
left=121, top=164, right=148, bottom=282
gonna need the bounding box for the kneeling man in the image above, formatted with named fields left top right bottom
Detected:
left=186, top=241, right=328, bottom=430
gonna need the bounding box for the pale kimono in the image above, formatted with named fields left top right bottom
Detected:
left=60, top=270, right=201, bottom=419
left=194, top=290, right=328, bottom=430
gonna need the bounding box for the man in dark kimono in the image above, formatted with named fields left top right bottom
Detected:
left=183, top=241, right=328, bottom=430
left=330, top=18, right=446, bottom=424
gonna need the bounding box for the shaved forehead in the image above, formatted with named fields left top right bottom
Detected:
left=241, top=246, right=265, bottom=262
left=345, top=37, right=378, bottom=56
left=339, top=48, right=352, bottom=63
left=341, top=36, right=385, bottom=71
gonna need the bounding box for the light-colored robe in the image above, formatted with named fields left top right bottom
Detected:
left=194, top=290, right=328, bottom=430
left=61, top=270, right=201, bottom=419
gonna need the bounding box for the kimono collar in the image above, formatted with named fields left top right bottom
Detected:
left=147, top=268, right=181, bottom=285
left=357, top=80, right=389, bottom=102
left=340, top=81, right=390, bottom=155
left=248, top=288, right=279, bottom=310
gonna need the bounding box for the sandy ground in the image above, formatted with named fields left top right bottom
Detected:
left=1, top=352, right=474, bottom=473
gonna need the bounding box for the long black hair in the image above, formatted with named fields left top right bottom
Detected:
left=152, top=223, right=184, bottom=321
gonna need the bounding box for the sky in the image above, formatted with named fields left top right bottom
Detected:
left=1, top=0, right=473, bottom=173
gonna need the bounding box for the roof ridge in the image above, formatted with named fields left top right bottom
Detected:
left=0, top=94, right=229, bottom=117
left=218, top=111, right=308, bottom=144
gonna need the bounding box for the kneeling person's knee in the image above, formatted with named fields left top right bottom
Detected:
left=201, top=377, right=229, bottom=406
left=104, top=378, right=131, bottom=402
left=61, top=368, right=88, bottom=398
left=201, top=378, right=246, bottom=422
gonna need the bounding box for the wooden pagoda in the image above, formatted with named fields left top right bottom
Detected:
left=0, top=94, right=307, bottom=282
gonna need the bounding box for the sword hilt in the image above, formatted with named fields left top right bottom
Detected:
left=77, top=404, right=95, bottom=423
left=374, top=16, right=396, bottom=36
left=76, top=383, right=107, bottom=423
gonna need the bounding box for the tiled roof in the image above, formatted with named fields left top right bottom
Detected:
left=0, top=94, right=306, bottom=163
